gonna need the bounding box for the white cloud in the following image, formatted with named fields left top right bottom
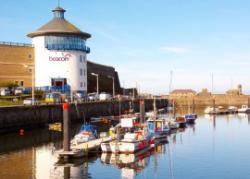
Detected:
left=160, top=46, right=191, bottom=54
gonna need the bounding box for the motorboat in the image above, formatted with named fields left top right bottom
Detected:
left=166, top=118, right=179, bottom=129
left=184, top=114, right=197, bottom=124
left=204, top=106, right=217, bottom=114
left=147, top=118, right=170, bottom=140
left=71, top=124, right=97, bottom=145
left=227, top=106, right=238, bottom=113
left=175, top=116, right=186, bottom=128
left=238, top=105, right=250, bottom=113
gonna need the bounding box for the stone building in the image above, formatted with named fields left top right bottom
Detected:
left=170, top=89, right=196, bottom=98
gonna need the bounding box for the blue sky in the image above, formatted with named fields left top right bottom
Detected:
left=1, top=0, right=250, bottom=94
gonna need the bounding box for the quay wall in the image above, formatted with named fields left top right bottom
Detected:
left=169, top=95, right=250, bottom=108
left=0, top=99, right=168, bottom=133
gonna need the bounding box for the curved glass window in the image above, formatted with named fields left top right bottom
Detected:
left=45, top=36, right=90, bottom=53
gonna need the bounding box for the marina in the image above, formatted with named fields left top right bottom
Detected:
left=1, top=110, right=250, bottom=178
left=1, top=1, right=250, bottom=179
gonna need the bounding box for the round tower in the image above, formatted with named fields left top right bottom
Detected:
left=27, top=7, right=91, bottom=96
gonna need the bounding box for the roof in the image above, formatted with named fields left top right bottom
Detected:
left=27, top=7, right=91, bottom=39
left=171, top=89, right=196, bottom=94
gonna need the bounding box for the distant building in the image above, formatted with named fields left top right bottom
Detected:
left=226, top=84, right=243, bottom=96
left=197, top=88, right=211, bottom=96
left=170, top=89, right=196, bottom=98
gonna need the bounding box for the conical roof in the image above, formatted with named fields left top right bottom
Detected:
left=27, top=7, right=91, bottom=39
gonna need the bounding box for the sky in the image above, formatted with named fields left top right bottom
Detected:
left=1, top=0, right=250, bottom=94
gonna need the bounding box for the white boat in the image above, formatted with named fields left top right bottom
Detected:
left=238, top=105, right=250, bottom=113
left=204, top=106, right=219, bottom=114
left=117, top=131, right=152, bottom=154
left=228, top=106, right=238, bottom=113
left=166, top=119, right=179, bottom=129
left=71, top=124, right=97, bottom=145
left=101, top=141, right=120, bottom=153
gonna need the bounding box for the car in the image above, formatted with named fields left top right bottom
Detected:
left=14, top=87, right=25, bottom=95
left=0, top=88, right=10, bottom=96
left=99, top=92, right=112, bottom=101
left=88, top=93, right=99, bottom=101
left=23, top=98, right=39, bottom=105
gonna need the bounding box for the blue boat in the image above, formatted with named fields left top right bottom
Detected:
left=184, top=114, right=197, bottom=124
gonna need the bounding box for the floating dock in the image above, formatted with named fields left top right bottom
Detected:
left=57, top=137, right=113, bottom=159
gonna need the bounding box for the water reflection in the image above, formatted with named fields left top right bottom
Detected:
left=1, top=112, right=250, bottom=179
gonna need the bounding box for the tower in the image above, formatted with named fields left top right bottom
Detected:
left=27, top=7, right=91, bottom=95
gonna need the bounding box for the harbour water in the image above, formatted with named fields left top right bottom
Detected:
left=1, top=112, right=250, bottom=179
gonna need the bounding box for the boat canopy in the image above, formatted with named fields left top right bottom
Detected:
left=80, top=124, right=97, bottom=132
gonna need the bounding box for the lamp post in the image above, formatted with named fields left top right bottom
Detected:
left=91, top=73, right=99, bottom=95
left=24, top=64, right=35, bottom=105
left=108, top=75, right=115, bottom=97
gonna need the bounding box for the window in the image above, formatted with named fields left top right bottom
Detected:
left=84, top=82, right=86, bottom=87
left=20, top=81, right=24, bottom=87
left=29, top=69, right=32, bottom=73
left=83, top=56, right=86, bottom=62
left=84, top=69, right=86, bottom=76
left=45, top=36, right=89, bottom=52
left=80, top=68, right=83, bottom=76
left=80, top=55, right=83, bottom=62
left=80, top=82, right=83, bottom=88
left=28, top=54, right=32, bottom=59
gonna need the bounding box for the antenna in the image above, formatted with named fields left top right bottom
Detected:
left=58, top=0, right=60, bottom=7
left=211, top=73, right=214, bottom=94
left=169, top=70, right=173, bottom=94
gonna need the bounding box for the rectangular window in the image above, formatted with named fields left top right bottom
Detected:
left=84, top=69, right=86, bottom=76
left=80, top=82, right=83, bottom=88
left=80, top=68, right=83, bottom=76
left=84, top=82, right=86, bottom=87
left=80, top=55, right=83, bottom=62
left=20, top=81, right=24, bottom=87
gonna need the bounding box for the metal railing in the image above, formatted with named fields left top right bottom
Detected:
left=0, top=41, right=33, bottom=47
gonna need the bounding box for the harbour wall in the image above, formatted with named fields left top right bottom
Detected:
left=170, top=95, right=250, bottom=108
left=0, top=99, right=168, bottom=133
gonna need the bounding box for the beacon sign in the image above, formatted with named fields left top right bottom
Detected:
left=49, top=53, right=72, bottom=62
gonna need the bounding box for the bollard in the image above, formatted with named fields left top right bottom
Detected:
left=63, top=103, right=70, bottom=152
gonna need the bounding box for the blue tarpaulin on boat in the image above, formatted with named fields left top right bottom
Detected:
left=80, top=124, right=97, bottom=132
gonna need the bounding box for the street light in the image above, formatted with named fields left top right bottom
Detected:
left=24, top=64, right=35, bottom=105
left=91, top=73, right=99, bottom=95
left=108, top=75, right=115, bottom=97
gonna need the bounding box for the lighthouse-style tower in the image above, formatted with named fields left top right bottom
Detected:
left=27, top=7, right=91, bottom=95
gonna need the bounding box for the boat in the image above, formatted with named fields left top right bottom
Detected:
left=184, top=114, right=197, bottom=124
left=71, top=124, right=97, bottom=145
left=117, top=129, right=152, bottom=154
left=227, top=106, right=238, bottom=113
left=204, top=106, right=220, bottom=114
left=147, top=118, right=170, bottom=140
left=175, top=116, right=186, bottom=128
left=166, top=118, right=179, bottom=129
left=238, top=105, right=250, bottom=113
left=48, top=122, right=62, bottom=131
